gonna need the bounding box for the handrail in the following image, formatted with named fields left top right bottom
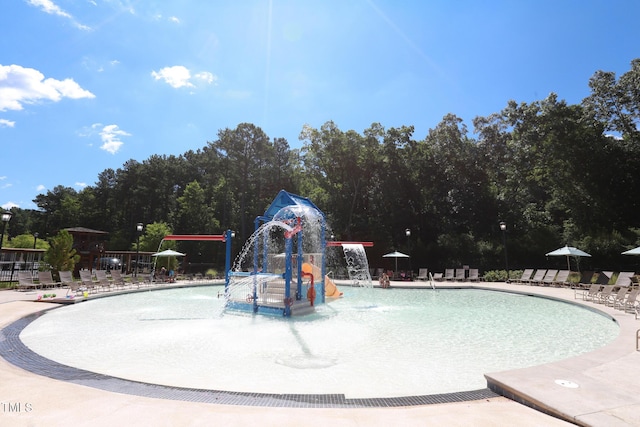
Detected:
left=428, top=273, right=436, bottom=290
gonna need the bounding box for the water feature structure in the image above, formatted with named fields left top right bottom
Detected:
left=224, top=190, right=373, bottom=317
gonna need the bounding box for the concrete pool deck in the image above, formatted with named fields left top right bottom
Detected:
left=1, top=280, right=638, bottom=426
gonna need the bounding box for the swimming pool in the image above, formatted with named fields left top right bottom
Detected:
left=19, top=286, right=618, bottom=399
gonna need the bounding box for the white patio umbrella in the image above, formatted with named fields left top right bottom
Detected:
left=545, top=245, right=591, bottom=271
left=383, top=251, right=410, bottom=275
left=152, top=249, right=186, bottom=257
left=151, top=249, right=186, bottom=280
left=621, top=246, right=640, bottom=255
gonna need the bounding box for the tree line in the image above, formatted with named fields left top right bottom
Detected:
left=4, top=59, right=640, bottom=273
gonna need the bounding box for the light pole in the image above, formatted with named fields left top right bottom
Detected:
left=1, top=211, right=13, bottom=251
left=135, top=223, right=143, bottom=277
left=405, top=228, right=412, bottom=279
left=33, top=232, right=38, bottom=249
left=499, top=221, right=509, bottom=282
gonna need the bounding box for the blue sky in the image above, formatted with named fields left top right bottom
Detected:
left=1, top=0, right=639, bottom=210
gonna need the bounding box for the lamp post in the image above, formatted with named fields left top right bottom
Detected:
left=405, top=228, right=412, bottom=279
left=135, top=223, right=143, bottom=277
left=499, top=221, right=509, bottom=282
left=1, top=211, right=13, bottom=251
left=33, top=232, right=38, bottom=249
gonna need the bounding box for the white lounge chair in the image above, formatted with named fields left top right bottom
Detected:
left=416, top=268, right=429, bottom=281
left=444, top=269, right=454, bottom=281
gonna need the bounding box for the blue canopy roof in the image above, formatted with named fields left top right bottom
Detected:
left=262, top=190, right=323, bottom=220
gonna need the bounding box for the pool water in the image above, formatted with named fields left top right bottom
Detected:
left=20, top=286, right=618, bottom=398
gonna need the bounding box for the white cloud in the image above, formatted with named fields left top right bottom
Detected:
left=195, top=71, right=217, bottom=85
left=0, top=118, right=15, bottom=128
left=27, top=0, right=91, bottom=30
left=1, top=182, right=13, bottom=190
left=151, top=66, right=217, bottom=89
left=75, top=182, right=87, bottom=188
left=1, top=201, right=19, bottom=210
left=169, top=16, right=181, bottom=24
left=36, top=184, right=46, bottom=192
left=151, top=66, right=194, bottom=89
left=0, top=64, right=95, bottom=112
left=99, top=124, right=130, bottom=154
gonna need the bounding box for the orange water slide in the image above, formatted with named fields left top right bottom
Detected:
left=301, top=262, right=343, bottom=298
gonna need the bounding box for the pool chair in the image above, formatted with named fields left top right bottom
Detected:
left=444, top=269, right=454, bottom=281
left=599, top=271, right=614, bottom=285
left=514, top=268, right=534, bottom=285
left=60, top=271, right=83, bottom=296
left=613, top=271, right=635, bottom=288
left=94, top=270, right=114, bottom=292
left=595, top=285, right=614, bottom=304
left=79, top=270, right=99, bottom=294
left=468, top=268, right=480, bottom=282
left=576, top=283, right=602, bottom=301
left=109, top=270, right=127, bottom=290
left=575, top=271, right=595, bottom=290
left=416, top=268, right=429, bottom=281
left=455, top=269, right=466, bottom=281
left=606, top=286, right=629, bottom=308
left=523, top=269, right=546, bottom=285
left=551, top=270, right=571, bottom=287
left=37, top=271, right=61, bottom=289
left=539, top=269, right=559, bottom=286
left=621, top=288, right=640, bottom=312
left=16, top=271, right=39, bottom=291
left=432, top=272, right=444, bottom=281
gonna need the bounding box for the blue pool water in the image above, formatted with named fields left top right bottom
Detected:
left=20, top=286, right=618, bottom=398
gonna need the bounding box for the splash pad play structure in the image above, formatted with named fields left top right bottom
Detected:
left=224, top=190, right=372, bottom=317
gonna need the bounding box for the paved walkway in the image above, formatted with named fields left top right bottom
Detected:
left=1, top=280, right=638, bottom=426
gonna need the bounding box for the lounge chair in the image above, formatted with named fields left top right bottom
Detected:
left=38, top=271, right=61, bottom=289
left=416, top=268, right=429, bottom=281
left=575, top=271, right=595, bottom=290
left=612, top=272, right=635, bottom=288
left=539, top=269, right=559, bottom=286
left=599, top=271, right=614, bottom=285
left=94, top=270, right=113, bottom=292
left=468, top=268, right=480, bottom=282
left=109, top=270, right=127, bottom=290
left=59, top=271, right=84, bottom=296
left=622, top=288, right=640, bottom=312
left=432, top=272, right=444, bottom=281
left=16, top=271, right=39, bottom=291
left=551, top=270, right=571, bottom=287
left=524, top=269, right=546, bottom=285
left=607, top=287, right=629, bottom=308
left=515, top=269, right=534, bottom=285
left=577, top=283, right=602, bottom=301
left=595, top=285, right=614, bottom=304
left=455, top=269, right=466, bottom=281
left=444, top=269, right=454, bottom=281
left=79, top=270, right=98, bottom=293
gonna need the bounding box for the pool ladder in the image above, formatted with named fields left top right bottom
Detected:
left=428, top=273, right=437, bottom=290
